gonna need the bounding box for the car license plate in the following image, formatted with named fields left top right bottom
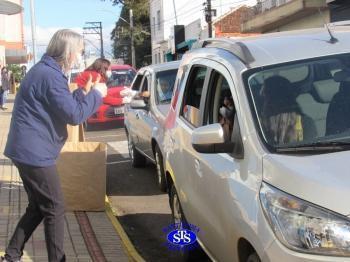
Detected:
left=114, top=107, right=124, bottom=115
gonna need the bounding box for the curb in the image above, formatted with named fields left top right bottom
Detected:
left=105, top=196, right=145, bottom=262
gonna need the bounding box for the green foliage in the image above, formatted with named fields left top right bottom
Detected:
left=103, top=0, right=152, bottom=68
left=7, top=64, right=24, bottom=83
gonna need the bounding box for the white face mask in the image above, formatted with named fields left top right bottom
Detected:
left=106, top=70, right=112, bottom=79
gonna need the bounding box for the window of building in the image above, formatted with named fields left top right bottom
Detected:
left=152, top=17, right=156, bottom=35
left=157, top=10, right=161, bottom=31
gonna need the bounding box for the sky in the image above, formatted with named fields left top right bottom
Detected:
left=23, top=0, right=122, bottom=63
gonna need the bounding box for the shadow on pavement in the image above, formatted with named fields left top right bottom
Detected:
left=118, top=213, right=184, bottom=262
left=107, top=160, right=164, bottom=196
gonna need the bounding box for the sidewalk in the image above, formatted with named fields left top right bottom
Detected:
left=0, top=95, right=131, bottom=262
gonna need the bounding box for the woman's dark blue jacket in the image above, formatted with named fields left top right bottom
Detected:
left=4, top=54, right=102, bottom=167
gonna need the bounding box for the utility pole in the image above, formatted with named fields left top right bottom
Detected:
left=83, top=22, right=104, bottom=58
left=100, top=22, right=104, bottom=59
left=172, top=0, right=178, bottom=25
left=205, top=0, right=215, bottom=38
left=130, top=9, right=136, bottom=68
left=30, top=0, right=37, bottom=64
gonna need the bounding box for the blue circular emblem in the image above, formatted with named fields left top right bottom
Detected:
left=167, top=229, right=197, bottom=246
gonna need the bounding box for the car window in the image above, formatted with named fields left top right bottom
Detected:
left=181, top=66, right=207, bottom=127
left=107, top=69, right=136, bottom=88
left=141, top=75, right=149, bottom=92
left=204, top=71, right=236, bottom=143
left=155, top=69, right=178, bottom=104
left=131, top=74, right=144, bottom=91
left=245, top=53, right=350, bottom=150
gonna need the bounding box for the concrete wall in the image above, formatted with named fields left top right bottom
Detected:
left=0, top=0, right=23, bottom=44
left=0, top=0, right=24, bottom=65
left=267, top=10, right=330, bottom=32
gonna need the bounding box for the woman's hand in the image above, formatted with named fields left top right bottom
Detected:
left=84, top=74, right=101, bottom=93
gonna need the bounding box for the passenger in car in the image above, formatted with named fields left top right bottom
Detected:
left=326, top=69, right=350, bottom=135
left=157, top=79, right=172, bottom=101
left=219, top=96, right=235, bottom=141
left=261, top=76, right=304, bottom=145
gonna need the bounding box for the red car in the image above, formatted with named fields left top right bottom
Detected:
left=85, top=64, right=136, bottom=130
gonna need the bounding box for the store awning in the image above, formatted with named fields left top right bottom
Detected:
left=176, top=39, right=197, bottom=51
left=0, top=0, right=22, bottom=15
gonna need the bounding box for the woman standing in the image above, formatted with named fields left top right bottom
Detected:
left=2, top=29, right=106, bottom=262
left=1, top=66, right=11, bottom=110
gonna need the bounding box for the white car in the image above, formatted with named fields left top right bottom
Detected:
left=163, top=25, right=350, bottom=262
left=124, top=61, right=180, bottom=191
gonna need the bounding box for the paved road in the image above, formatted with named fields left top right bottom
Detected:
left=84, top=121, right=184, bottom=262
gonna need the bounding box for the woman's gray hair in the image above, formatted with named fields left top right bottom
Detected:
left=46, top=29, right=83, bottom=72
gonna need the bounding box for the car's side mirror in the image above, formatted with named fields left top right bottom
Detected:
left=130, top=99, right=148, bottom=110
left=191, top=117, right=244, bottom=159
left=192, top=123, right=234, bottom=154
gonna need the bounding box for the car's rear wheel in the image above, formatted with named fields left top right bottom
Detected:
left=154, top=146, right=167, bottom=192
left=127, top=132, right=146, bottom=167
left=170, top=184, right=208, bottom=261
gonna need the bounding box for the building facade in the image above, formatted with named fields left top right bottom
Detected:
left=327, top=0, right=350, bottom=22
left=149, top=0, right=251, bottom=64
left=241, top=0, right=330, bottom=33
left=0, top=0, right=26, bottom=66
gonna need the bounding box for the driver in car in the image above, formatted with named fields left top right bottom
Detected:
left=157, top=79, right=172, bottom=101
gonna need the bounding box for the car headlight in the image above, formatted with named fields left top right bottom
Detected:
left=260, top=182, right=350, bottom=256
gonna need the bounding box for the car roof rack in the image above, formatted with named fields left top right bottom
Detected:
left=192, top=38, right=255, bottom=67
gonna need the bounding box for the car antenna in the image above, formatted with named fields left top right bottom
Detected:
left=318, top=7, right=338, bottom=44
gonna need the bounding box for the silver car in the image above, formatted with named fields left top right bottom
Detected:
left=124, top=61, right=180, bottom=191
left=163, top=25, right=350, bottom=262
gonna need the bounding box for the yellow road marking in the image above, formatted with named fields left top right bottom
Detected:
left=105, top=196, right=145, bottom=262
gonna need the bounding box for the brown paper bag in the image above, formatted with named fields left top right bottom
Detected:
left=66, top=124, right=85, bottom=142
left=57, top=142, right=107, bottom=211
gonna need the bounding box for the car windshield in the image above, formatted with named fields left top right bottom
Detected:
left=107, top=69, right=136, bottom=88
left=155, top=69, right=178, bottom=104
left=245, top=53, right=350, bottom=152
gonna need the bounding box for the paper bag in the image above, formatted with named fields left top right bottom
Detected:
left=57, top=142, right=107, bottom=211
left=66, top=124, right=85, bottom=142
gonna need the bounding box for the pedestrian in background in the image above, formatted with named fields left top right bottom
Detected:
left=1, top=66, right=11, bottom=110
left=2, top=29, right=107, bottom=262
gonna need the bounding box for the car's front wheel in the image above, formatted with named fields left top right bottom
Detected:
left=154, top=146, right=167, bottom=192
left=127, top=132, right=146, bottom=167
left=170, top=184, right=208, bottom=261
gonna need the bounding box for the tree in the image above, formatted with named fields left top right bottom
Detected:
left=103, top=0, right=151, bottom=68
